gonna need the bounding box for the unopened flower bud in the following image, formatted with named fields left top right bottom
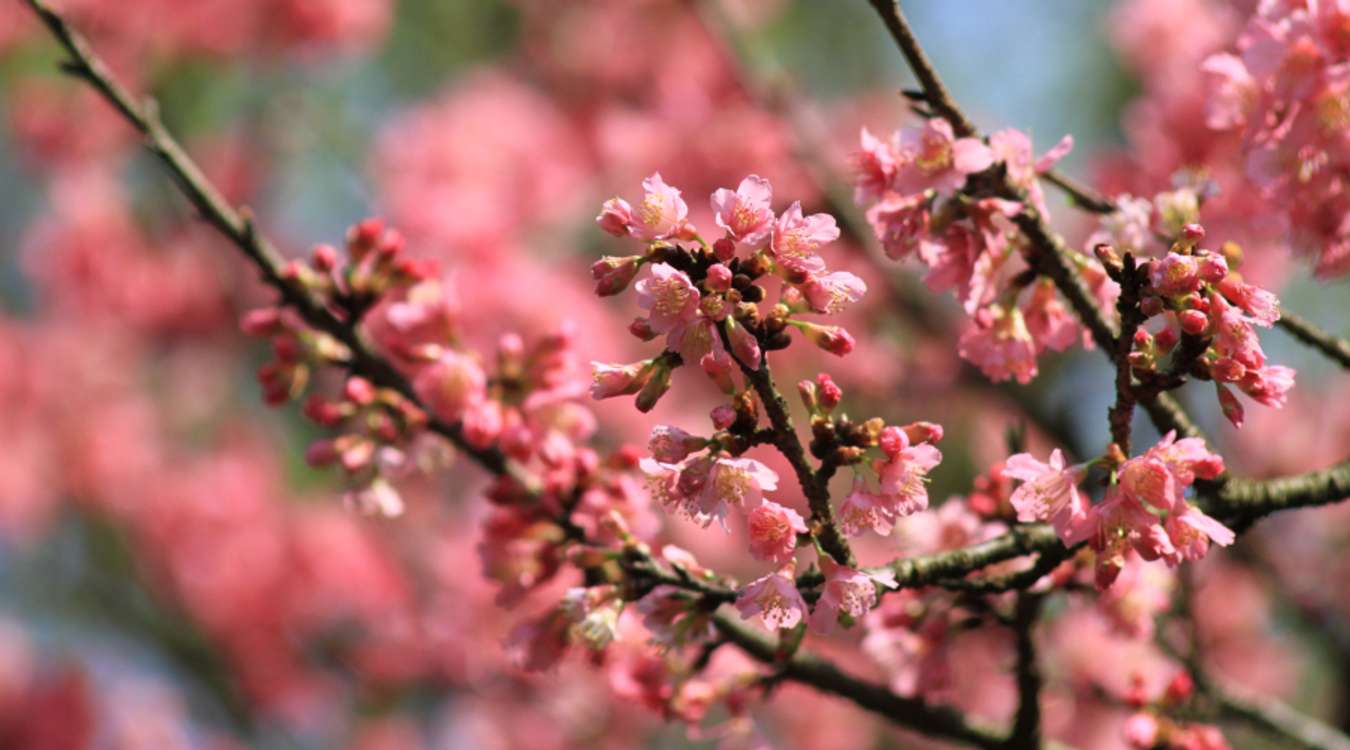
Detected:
left=1139, top=295, right=1164, bottom=317
left=1154, top=326, right=1179, bottom=352
left=706, top=263, right=733, bottom=292
left=635, top=360, right=675, bottom=413
left=816, top=373, right=842, bottom=412
left=797, top=379, right=818, bottom=413
left=796, top=322, right=855, bottom=357
left=596, top=197, right=633, bottom=237
left=1197, top=252, right=1228, bottom=283
left=311, top=243, right=339, bottom=272
left=628, top=317, right=658, bottom=341
left=1179, top=309, right=1209, bottom=336
left=591, top=255, right=642, bottom=297
left=710, top=404, right=736, bottom=430
left=347, top=218, right=384, bottom=262
left=345, top=376, right=376, bottom=405
left=712, top=237, right=736, bottom=261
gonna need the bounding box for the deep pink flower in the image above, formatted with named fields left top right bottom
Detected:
left=809, top=557, right=897, bottom=634
left=1163, top=505, right=1235, bottom=564
left=865, top=192, right=931, bottom=261
left=855, top=126, right=898, bottom=203
left=1004, top=448, right=1090, bottom=543
left=1150, top=253, right=1202, bottom=297
left=1239, top=364, right=1296, bottom=408
left=647, top=424, right=706, bottom=464
left=1021, top=279, right=1080, bottom=353
left=958, top=304, right=1039, bottom=384
left=1119, top=455, right=1180, bottom=510
left=894, top=118, right=994, bottom=194
left=746, top=501, right=807, bottom=564
left=735, top=564, right=808, bottom=631
left=711, top=174, right=775, bottom=248
left=1217, top=275, right=1280, bottom=326
left=873, top=428, right=942, bottom=516
left=1201, top=53, right=1257, bottom=129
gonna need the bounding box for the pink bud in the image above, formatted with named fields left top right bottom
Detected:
left=797, top=379, right=818, bottom=413
left=799, top=322, right=855, bottom=357
left=345, top=376, right=376, bottom=405
left=312, top=243, right=339, bottom=272
left=1164, top=671, right=1194, bottom=704
left=596, top=197, right=633, bottom=237
left=903, top=421, right=943, bottom=444
left=1179, top=309, right=1209, bottom=336
left=591, top=255, right=642, bottom=297
left=240, top=307, right=282, bottom=336
left=1197, top=253, right=1229, bottom=283
left=816, top=373, right=842, bottom=411
left=710, top=404, right=736, bottom=430
left=628, top=317, right=658, bottom=341
left=878, top=426, right=907, bottom=459
left=706, top=263, right=733, bottom=292
left=1140, top=296, right=1164, bottom=317
left=1216, top=383, right=1245, bottom=428
left=347, top=218, right=384, bottom=261
left=1132, top=328, right=1152, bottom=347
left=305, top=439, right=339, bottom=466
left=1155, top=326, right=1179, bottom=352
left=712, top=237, right=736, bottom=261
left=303, top=395, right=345, bottom=426
left=1122, top=713, right=1159, bottom=749
left=1181, top=223, right=1205, bottom=243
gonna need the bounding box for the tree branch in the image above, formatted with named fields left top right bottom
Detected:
left=20, top=0, right=529, bottom=489
left=1007, top=593, right=1045, bottom=749
left=711, top=611, right=1010, bottom=749
left=1277, top=311, right=1350, bottom=369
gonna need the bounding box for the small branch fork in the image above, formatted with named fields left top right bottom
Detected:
left=21, top=1, right=1350, bottom=748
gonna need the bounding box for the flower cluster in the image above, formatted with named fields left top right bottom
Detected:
left=1008, top=431, right=1232, bottom=589
left=1202, top=1, right=1350, bottom=277
left=1104, top=223, right=1293, bottom=428
left=590, top=174, right=865, bottom=411
left=854, top=118, right=1096, bottom=384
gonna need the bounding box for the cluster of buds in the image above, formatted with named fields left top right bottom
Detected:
left=302, top=375, right=437, bottom=517
left=241, top=305, right=351, bottom=405
left=1122, top=672, right=1230, bottom=749
left=590, top=174, right=866, bottom=412
left=1101, top=222, right=1293, bottom=428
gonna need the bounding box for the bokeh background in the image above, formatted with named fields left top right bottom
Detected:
left=0, top=1, right=1347, bottom=748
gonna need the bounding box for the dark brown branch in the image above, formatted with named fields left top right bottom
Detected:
left=1277, top=311, right=1350, bottom=369
left=712, top=611, right=1008, bottom=748
left=1007, top=593, right=1045, bottom=749
left=1107, top=253, right=1146, bottom=453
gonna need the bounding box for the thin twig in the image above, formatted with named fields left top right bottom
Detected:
left=1277, top=311, right=1350, bottom=369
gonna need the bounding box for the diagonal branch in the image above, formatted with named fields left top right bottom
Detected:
left=20, top=0, right=527, bottom=488
left=1277, top=311, right=1350, bottom=369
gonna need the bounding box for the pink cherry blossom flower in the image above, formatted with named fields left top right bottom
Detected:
left=413, top=349, right=486, bottom=422
left=1163, top=505, right=1235, bottom=564
left=1208, top=292, right=1266, bottom=370
left=630, top=172, right=688, bottom=241
left=873, top=426, right=942, bottom=516
left=1021, top=279, right=1080, bottom=353
left=1150, top=253, right=1202, bottom=297
left=1201, top=53, right=1258, bottom=129
left=894, top=118, right=994, bottom=194
left=711, top=174, right=775, bottom=248
left=1119, top=455, right=1181, bottom=511
left=958, top=304, right=1039, bottom=384
left=746, top=500, right=806, bottom=564
left=342, top=478, right=404, bottom=517
left=1146, top=431, right=1226, bottom=487
left=855, top=126, right=898, bottom=203
left=838, top=480, right=894, bottom=537
left=771, top=201, right=837, bottom=275
left=1239, top=364, right=1296, bottom=408
left=809, top=556, right=897, bottom=634
left=865, top=192, right=931, bottom=261
left=1217, top=275, right=1280, bottom=326
left=635, top=263, right=700, bottom=334
left=735, top=564, right=808, bottom=631
left=700, top=456, right=778, bottom=516
left=647, top=424, right=706, bottom=463
left=1004, top=448, right=1091, bottom=543
left=802, top=271, right=867, bottom=315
